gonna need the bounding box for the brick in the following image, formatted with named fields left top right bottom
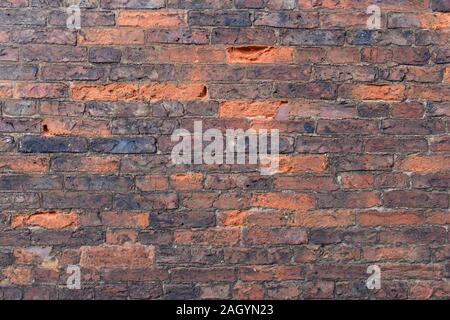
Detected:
left=0, top=156, right=49, bottom=172
left=169, top=173, right=203, bottom=190
left=226, top=46, right=293, bottom=63
left=280, top=30, right=345, bottom=46
left=0, top=65, right=37, bottom=80
left=19, top=136, right=88, bottom=153
left=171, top=267, right=235, bottom=283
left=42, top=118, right=111, bottom=137
left=42, top=192, right=112, bottom=210
left=174, top=228, right=240, bottom=245
left=136, top=175, right=169, bottom=191
left=240, top=265, right=304, bottom=281
left=146, top=29, right=210, bottom=44
left=359, top=211, right=423, bottom=226
left=49, top=10, right=115, bottom=27
left=432, top=0, right=450, bottom=12
left=65, top=175, right=132, bottom=192
left=11, top=29, right=76, bottom=45
left=101, top=212, right=149, bottom=228
left=139, top=83, right=207, bottom=100
left=71, top=83, right=138, bottom=101
left=339, top=84, right=406, bottom=100
left=189, top=10, right=251, bottom=27
left=254, top=11, right=318, bottom=28
left=244, top=227, right=308, bottom=245
left=398, top=155, right=450, bottom=173
left=274, top=175, right=338, bottom=191
left=117, top=10, right=187, bottom=27
left=381, top=119, right=445, bottom=135
left=211, top=28, right=276, bottom=45
left=252, top=192, right=314, bottom=210
left=41, top=65, right=105, bottom=81
left=317, top=191, right=380, bottom=209
left=0, top=47, right=18, bottom=61
left=90, top=137, right=157, bottom=154
left=80, top=244, right=154, bottom=268
left=22, top=45, right=87, bottom=62
left=219, top=100, right=286, bottom=118
left=79, top=28, right=145, bottom=45
left=51, top=156, right=120, bottom=173
left=289, top=210, right=354, bottom=228
left=15, top=83, right=68, bottom=99
left=89, top=47, right=122, bottom=63
left=274, top=82, right=337, bottom=100
left=384, top=191, right=449, bottom=208
left=113, top=193, right=178, bottom=210
left=12, top=211, right=79, bottom=229
left=407, top=84, right=450, bottom=101
left=159, top=46, right=225, bottom=63
left=277, top=155, right=328, bottom=173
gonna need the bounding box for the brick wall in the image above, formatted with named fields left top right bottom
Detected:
left=0, top=0, right=449, bottom=300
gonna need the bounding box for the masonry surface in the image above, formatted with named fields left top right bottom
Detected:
left=0, top=0, right=449, bottom=300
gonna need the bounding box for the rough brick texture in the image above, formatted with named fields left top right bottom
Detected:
left=0, top=0, right=449, bottom=300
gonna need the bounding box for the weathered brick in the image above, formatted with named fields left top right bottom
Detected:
left=80, top=244, right=155, bottom=268
left=12, top=211, right=79, bottom=229
left=19, top=136, right=88, bottom=153
left=90, top=137, right=157, bottom=154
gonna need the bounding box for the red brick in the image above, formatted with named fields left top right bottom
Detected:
left=226, top=46, right=293, bottom=63
left=80, top=244, right=155, bottom=268
left=12, top=211, right=79, bottom=229
left=117, top=10, right=187, bottom=28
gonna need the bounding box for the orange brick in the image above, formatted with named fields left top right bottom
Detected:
left=170, top=173, right=203, bottom=190
left=0, top=156, right=49, bottom=173
left=339, top=173, right=374, bottom=189
left=289, top=210, right=355, bottom=227
left=12, top=211, right=79, bottom=229
left=398, top=155, right=450, bottom=173
left=339, top=84, right=406, bottom=100
left=218, top=210, right=286, bottom=227
left=71, top=83, right=138, bottom=101
left=101, top=212, right=149, bottom=228
left=3, top=267, right=33, bottom=285
left=42, top=118, right=111, bottom=137
left=419, top=13, right=450, bottom=29
left=0, top=30, right=8, bottom=43
left=252, top=192, right=315, bottom=210
left=444, top=67, right=450, bottom=83
left=79, top=28, right=145, bottom=45
left=136, top=175, right=169, bottom=191
left=219, top=100, right=287, bottom=118
left=139, top=83, right=207, bottom=100
left=159, top=46, right=225, bottom=63
left=117, top=10, right=186, bottom=28
left=0, top=82, right=13, bottom=98
left=278, top=155, right=328, bottom=173
left=359, top=211, right=423, bottom=226
left=227, top=46, right=293, bottom=64
left=80, top=244, right=155, bottom=269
